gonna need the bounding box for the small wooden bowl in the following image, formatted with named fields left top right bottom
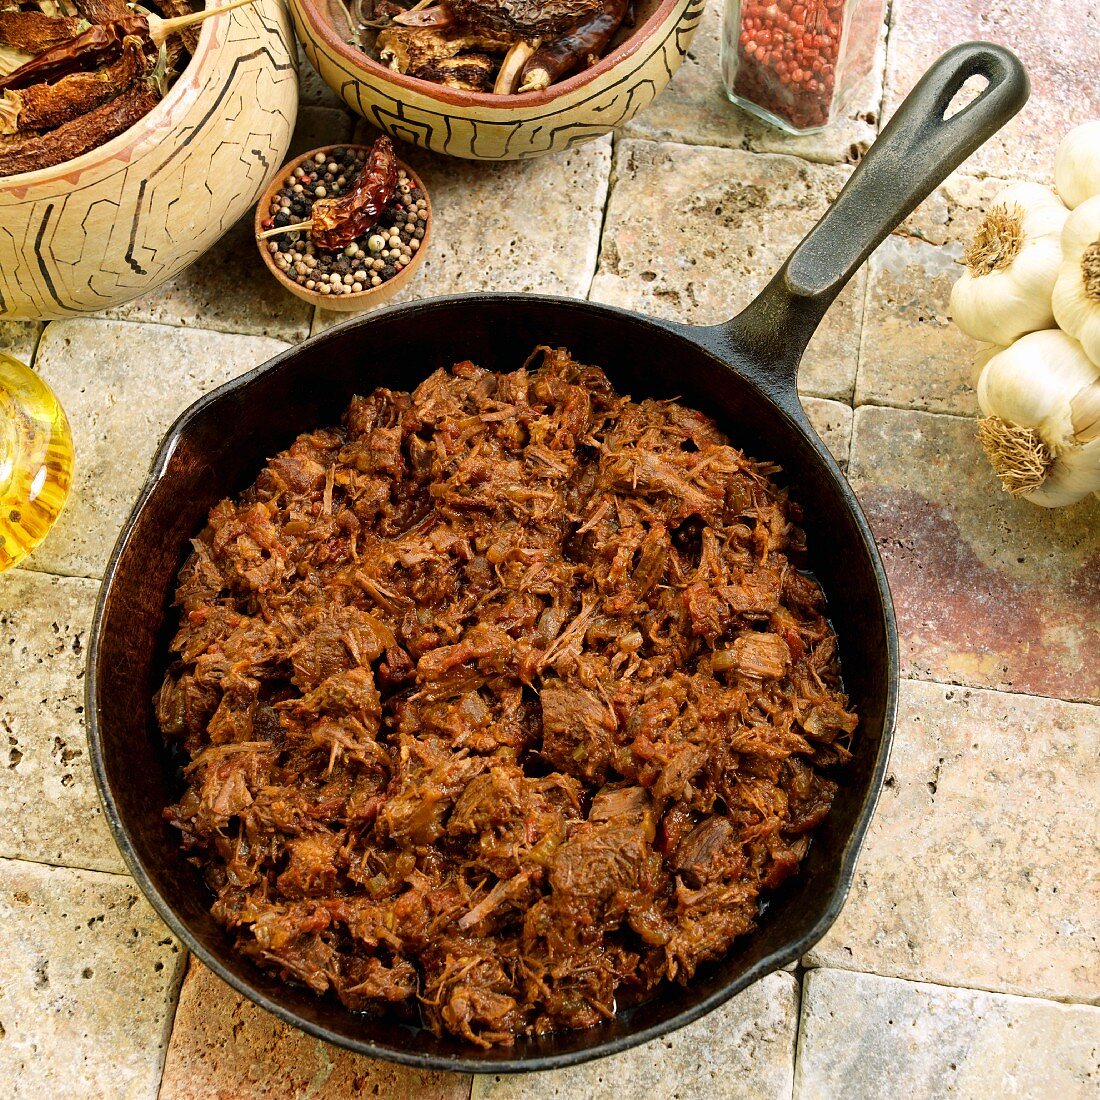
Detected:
left=254, top=144, right=432, bottom=313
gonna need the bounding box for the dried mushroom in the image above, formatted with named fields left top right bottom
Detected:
left=337, top=0, right=633, bottom=94
left=447, top=0, right=604, bottom=36
left=376, top=24, right=513, bottom=90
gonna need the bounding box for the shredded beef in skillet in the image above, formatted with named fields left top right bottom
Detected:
left=158, top=347, right=856, bottom=1046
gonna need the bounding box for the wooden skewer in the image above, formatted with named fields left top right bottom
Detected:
left=257, top=219, right=314, bottom=239
left=148, top=0, right=259, bottom=47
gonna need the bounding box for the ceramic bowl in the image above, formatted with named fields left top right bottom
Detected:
left=0, top=0, right=298, bottom=321
left=254, top=143, right=432, bottom=312
left=288, top=0, right=705, bottom=160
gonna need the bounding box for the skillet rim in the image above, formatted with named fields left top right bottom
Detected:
left=86, top=290, right=899, bottom=1074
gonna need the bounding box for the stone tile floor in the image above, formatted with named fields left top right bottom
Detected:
left=1, top=2, right=1098, bottom=1096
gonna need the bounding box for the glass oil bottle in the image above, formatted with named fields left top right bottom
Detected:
left=0, top=352, right=73, bottom=572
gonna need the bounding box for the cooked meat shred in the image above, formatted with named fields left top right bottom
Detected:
left=159, top=347, right=856, bottom=1046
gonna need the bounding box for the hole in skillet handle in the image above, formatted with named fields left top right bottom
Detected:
left=709, top=42, right=1029, bottom=414
left=943, top=74, right=990, bottom=121
left=784, top=42, right=1029, bottom=305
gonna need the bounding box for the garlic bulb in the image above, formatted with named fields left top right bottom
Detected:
left=969, top=342, right=1005, bottom=387
left=950, top=182, right=1068, bottom=345
left=1053, top=120, right=1100, bottom=209
left=1051, top=195, right=1100, bottom=363
left=976, top=329, right=1100, bottom=507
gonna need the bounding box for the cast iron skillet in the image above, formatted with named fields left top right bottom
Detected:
left=88, top=43, right=1028, bottom=1073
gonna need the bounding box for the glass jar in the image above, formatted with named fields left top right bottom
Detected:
left=721, top=0, right=885, bottom=134
left=0, top=352, right=73, bottom=572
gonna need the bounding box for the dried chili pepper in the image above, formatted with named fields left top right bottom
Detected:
left=0, top=35, right=146, bottom=135
left=0, top=15, right=153, bottom=92
left=0, top=79, right=159, bottom=175
left=0, top=12, right=88, bottom=54
left=309, top=135, right=398, bottom=250
left=518, top=0, right=628, bottom=92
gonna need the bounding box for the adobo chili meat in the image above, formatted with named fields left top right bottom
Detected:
left=159, top=347, right=856, bottom=1046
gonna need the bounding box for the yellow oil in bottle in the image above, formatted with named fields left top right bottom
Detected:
left=0, top=352, right=74, bottom=572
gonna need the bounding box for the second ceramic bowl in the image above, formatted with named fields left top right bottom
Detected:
left=288, top=0, right=706, bottom=161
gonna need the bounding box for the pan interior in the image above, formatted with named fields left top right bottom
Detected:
left=91, top=296, right=894, bottom=1071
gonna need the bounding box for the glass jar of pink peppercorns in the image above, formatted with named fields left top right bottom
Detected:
left=721, top=0, right=886, bottom=134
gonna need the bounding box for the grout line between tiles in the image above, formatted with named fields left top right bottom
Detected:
left=12, top=560, right=102, bottom=584
left=791, top=969, right=811, bottom=1100
left=28, top=321, right=47, bottom=371
left=622, top=128, right=860, bottom=171
left=899, top=672, right=1099, bottom=710
left=155, top=949, right=192, bottom=1100
left=850, top=396, right=976, bottom=420
left=0, top=851, right=131, bottom=879
left=796, top=963, right=1100, bottom=1012
left=786, top=967, right=804, bottom=1100
left=584, top=135, right=620, bottom=301
left=31, top=312, right=298, bottom=347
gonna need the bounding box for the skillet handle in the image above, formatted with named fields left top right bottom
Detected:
left=716, top=42, right=1029, bottom=400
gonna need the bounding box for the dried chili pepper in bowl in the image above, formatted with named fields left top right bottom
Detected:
left=310, top=133, right=399, bottom=250
left=254, top=138, right=433, bottom=313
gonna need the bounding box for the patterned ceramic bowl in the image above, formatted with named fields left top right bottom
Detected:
left=289, top=0, right=705, bottom=160
left=0, top=0, right=299, bottom=321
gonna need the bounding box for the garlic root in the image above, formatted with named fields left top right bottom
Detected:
left=977, top=417, right=1054, bottom=497
left=976, top=329, right=1100, bottom=507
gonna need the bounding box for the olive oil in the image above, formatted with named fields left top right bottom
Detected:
left=0, top=352, right=73, bottom=572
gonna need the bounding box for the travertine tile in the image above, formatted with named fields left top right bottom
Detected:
left=626, top=0, right=884, bottom=166
left=27, top=321, right=290, bottom=579
left=849, top=405, right=1100, bottom=701
left=474, top=973, right=798, bottom=1100
left=0, top=857, right=184, bottom=1100
left=795, top=969, right=1100, bottom=1100
left=0, top=320, right=42, bottom=364
left=806, top=679, right=1100, bottom=1002
left=99, top=109, right=357, bottom=342
left=313, top=132, right=614, bottom=332
left=884, top=0, right=1100, bottom=184
left=856, top=174, right=1009, bottom=415
left=0, top=570, right=122, bottom=874
left=159, top=961, right=470, bottom=1100
left=803, top=396, right=853, bottom=468
left=590, top=140, right=863, bottom=401
left=376, top=128, right=612, bottom=302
